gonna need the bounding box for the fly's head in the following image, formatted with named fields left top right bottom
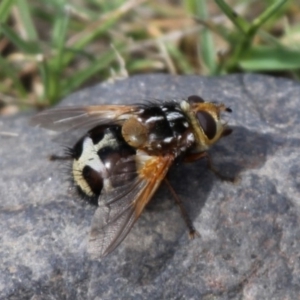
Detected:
left=181, top=95, right=232, bottom=152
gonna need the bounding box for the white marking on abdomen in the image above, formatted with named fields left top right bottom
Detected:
left=73, top=137, right=107, bottom=178
left=163, top=137, right=174, bottom=143
left=145, top=116, right=164, bottom=123
left=166, top=111, right=184, bottom=121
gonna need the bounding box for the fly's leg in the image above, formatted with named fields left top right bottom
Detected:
left=164, top=178, right=200, bottom=239
left=184, top=151, right=236, bottom=183
left=49, top=155, right=72, bottom=161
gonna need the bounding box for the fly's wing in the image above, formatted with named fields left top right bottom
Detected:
left=30, top=105, right=137, bottom=132
left=88, top=153, right=175, bottom=258
left=31, top=105, right=140, bottom=145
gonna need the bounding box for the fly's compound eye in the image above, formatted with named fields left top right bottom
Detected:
left=187, top=95, right=205, bottom=104
left=196, top=111, right=217, bottom=140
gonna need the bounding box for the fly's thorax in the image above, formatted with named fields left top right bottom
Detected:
left=71, top=125, right=136, bottom=200
left=121, top=103, right=195, bottom=156
left=180, top=95, right=232, bottom=152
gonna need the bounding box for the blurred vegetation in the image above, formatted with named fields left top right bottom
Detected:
left=0, top=0, right=299, bottom=114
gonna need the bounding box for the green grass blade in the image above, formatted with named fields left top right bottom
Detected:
left=166, top=43, right=194, bottom=74
left=196, top=0, right=217, bottom=74
left=127, top=59, right=164, bottom=73
left=0, top=54, right=27, bottom=97
left=16, top=0, right=38, bottom=41
left=38, top=58, right=50, bottom=104
left=239, top=46, right=300, bottom=71
left=56, top=15, right=118, bottom=70
left=195, top=17, right=235, bottom=44
left=214, top=0, right=250, bottom=34
left=61, top=0, right=142, bottom=68
left=51, top=6, right=69, bottom=71
left=38, top=55, right=61, bottom=105
left=0, top=0, right=15, bottom=23
left=184, top=0, right=217, bottom=74
left=61, top=46, right=123, bottom=97
left=250, top=0, right=287, bottom=35
left=0, top=24, right=39, bottom=53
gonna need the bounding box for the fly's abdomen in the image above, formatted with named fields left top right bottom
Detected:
left=71, top=125, right=136, bottom=202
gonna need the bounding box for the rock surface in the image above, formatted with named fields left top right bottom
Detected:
left=1, top=74, right=300, bottom=299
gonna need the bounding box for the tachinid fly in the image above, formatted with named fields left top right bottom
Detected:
left=31, top=95, right=232, bottom=258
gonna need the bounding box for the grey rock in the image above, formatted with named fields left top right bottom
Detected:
left=1, top=74, right=300, bottom=300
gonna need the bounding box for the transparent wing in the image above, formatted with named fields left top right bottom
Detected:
left=30, top=105, right=137, bottom=132
left=88, top=153, right=175, bottom=258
